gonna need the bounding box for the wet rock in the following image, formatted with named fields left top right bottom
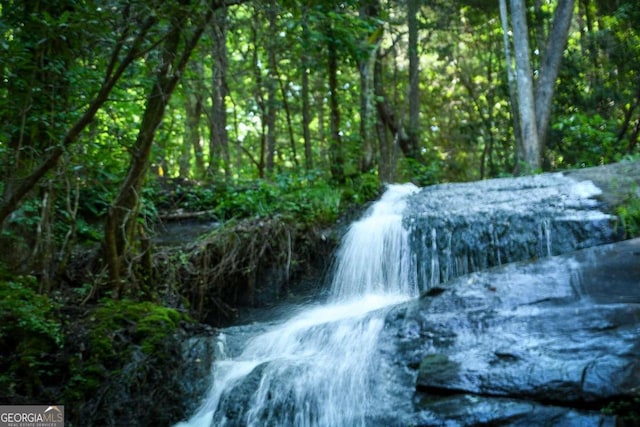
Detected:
left=411, top=394, right=616, bottom=427
left=382, top=238, right=640, bottom=425
left=404, top=173, right=618, bottom=290
left=71, top=329, right=218, bottom=427
left=416, top=354, right=460, bottom=393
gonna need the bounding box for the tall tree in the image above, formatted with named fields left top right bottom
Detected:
left=510, top=0, right=540, bottom=171
left=326, top=21, right=345, bottom=183
left=0, top=2, right=158, bottom=227
left=209, top=6, right=231, bottom=179
left=265, top=1, right=279, bottom=175
left=502, top=0, right=575, bottom=173
left=181, top=60, right=206, bottom=179
left=104, top=0, right=217, bottom=295
left=357, top=0, right=381, bottom=173
left=300, top=6, right=314, bottom=170
left=407, top=0, right=421, bottom=156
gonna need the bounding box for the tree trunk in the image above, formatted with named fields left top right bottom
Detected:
left=510, top=0, right=540, bottom=173
left=327, top=23, right=344, bottom=183
left=499, top=0, right=522, bottom=167
left=274, top=62, right=298, bottom=167
left=407, top=0, right=421, bottom=153
left=374, top=49, right=392, bottom=182
left=301, top=10, right=313, bottom=171
left=535, top=0, right=575, bottom=155
left=251, top=22, right=267, bottom=178
left=358, top=0, right=381, bottom=173
left=265, top=1, right=278, bottom=176
left=209, top=7, right=231, bottom=179
left=104, top=3, right=214, bottom=296
left=182, top=60, right=206, bottom=179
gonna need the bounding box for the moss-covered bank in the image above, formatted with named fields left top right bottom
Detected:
left=0, top=277, right=215, bottom=426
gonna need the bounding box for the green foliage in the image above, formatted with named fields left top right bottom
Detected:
left=550, top=113, right=621, bottom=168
left=340, top=171, right=382, bottom=205
left=154, top=172, right=350, bottom=225
left=615, top=194, right=640, bottom=238
left=0, top=275, right=63, bottom=396
left=397, top=157, right=443, bottom=187
left=65, top=299, right=189, bottom=402
left=602, top=397, right=640, bottom=423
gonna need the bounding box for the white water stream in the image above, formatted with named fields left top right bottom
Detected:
left=176, top=183, right=420, bottom=427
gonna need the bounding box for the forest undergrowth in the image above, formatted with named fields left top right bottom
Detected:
left=0, top=173, right=380, bottom=425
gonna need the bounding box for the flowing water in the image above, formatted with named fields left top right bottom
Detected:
left=176, top=175, right=615, bottom=427
left=176, top=183, right=420, bottom=427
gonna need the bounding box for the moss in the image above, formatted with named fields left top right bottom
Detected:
left=601, top=397, right=640, bottom=423
left=65, top=299, right=190, bottom=405
left=416, top=353, right=460, bottom=388
left=615, top=194, right=640, bottom=238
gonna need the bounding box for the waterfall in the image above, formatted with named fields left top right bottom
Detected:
left=329, top=183, right=419, bottom=299
left=176, top=183, right=419, bottom=427
left=174, top=174, right=614, bottom=427
left=406, top=174, right=614, bottom=289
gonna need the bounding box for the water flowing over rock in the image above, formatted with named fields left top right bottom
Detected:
left=175, top=184, right=419, bottom=427
left=175, top=167, right=640, bottom=427
left=405, top=173, right=616, bottom=289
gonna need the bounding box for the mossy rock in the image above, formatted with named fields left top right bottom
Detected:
left=87, top=299, right=188, bottom=364
left=416, top=353, right=460, bottom=388
left=65, top=299, right=190, bottom=406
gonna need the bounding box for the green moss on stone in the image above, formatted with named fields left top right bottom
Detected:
left=417, top=353, right=460, bottom=387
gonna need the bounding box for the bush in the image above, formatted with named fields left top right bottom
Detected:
left=0, top=275, right=63, bottom=398
left=615, top=194, right=640, bottom=238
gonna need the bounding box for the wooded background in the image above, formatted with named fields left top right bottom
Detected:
left=1, top=0, right=639, bottom=294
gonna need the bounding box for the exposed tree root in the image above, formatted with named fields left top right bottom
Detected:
left=152, top=215, right=337, bottom=324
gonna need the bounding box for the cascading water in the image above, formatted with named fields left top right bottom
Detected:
left=406, top=173, right=615, bottom=289
left=175, top=183, right=420, bottom=427
left=175, top=173, right=616, bottom=427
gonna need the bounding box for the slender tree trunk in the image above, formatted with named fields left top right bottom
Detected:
left=250, top=22, right=267, bottom=178
left=358, top=0, right=381, bottom=173
left=510, top=0, right=540, bottom=172
left=104, top=3, right=213, bottom=296
left=301, top=11, right=313, bottom=171
left=182, top=61, right=206, bottom=179
left=327, top=23, right=344, bottom=183
left=315, top=81, right=326, bottom=161
left=535, top=0, right=575, bottom=155
left=499, top=0, right=522, bottom=168
left=209, top=7, right=230, bottom=179
left=181, top=89, right=200, bottom=178
left=374, top=49, right=392, bottom=182
left=265, top=1, right=278, bottom=176
left=274, top=63, right=298, bottom=167
left=407, top=0, right=421, bottom=152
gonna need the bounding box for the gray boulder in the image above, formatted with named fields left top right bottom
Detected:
left=383, top=238, right=640, bottom=426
